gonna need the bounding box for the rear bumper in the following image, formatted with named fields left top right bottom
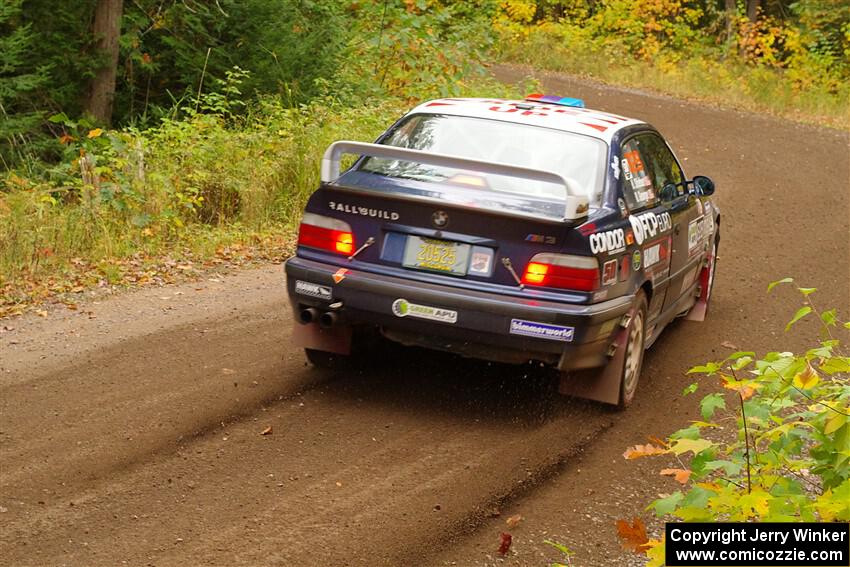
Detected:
left=285, top=256, right=634, bottom=370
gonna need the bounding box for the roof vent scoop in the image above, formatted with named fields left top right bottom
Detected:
left=525, top=93, right=585, bottom=108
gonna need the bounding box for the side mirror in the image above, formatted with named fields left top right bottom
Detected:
left=691, top=175, right=715, bottom=196
left=660, top=183, right=678, bottom=202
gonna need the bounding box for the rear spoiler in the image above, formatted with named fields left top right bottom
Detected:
left=320, top=141, right=590, bottom=222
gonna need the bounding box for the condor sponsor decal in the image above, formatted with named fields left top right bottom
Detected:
left=590, top=228, right=626, bottom=255
left=629, top=211, right=672, bottom=245
left=329, top=201, right=400, bottom=220
left=509, top=319, right=575, bottom=342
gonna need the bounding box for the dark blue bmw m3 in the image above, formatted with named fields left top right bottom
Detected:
left=285, top=94, right=719, bottom=408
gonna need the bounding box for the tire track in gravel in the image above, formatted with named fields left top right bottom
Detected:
left=1, top=270, right=614, bottom=567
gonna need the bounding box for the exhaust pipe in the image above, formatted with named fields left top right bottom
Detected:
left=319, top=311, right=338, bottom=329
left=299, top=307, right=319, bottom=325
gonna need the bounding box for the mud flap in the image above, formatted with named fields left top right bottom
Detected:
left=685, top=253, right=713, bottom=322
left=558, top=324, right=629, bottom=406
left=292, top=322, right=352, bottom=355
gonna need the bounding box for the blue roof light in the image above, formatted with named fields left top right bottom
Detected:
left=525, top=93, right=585, bottom=108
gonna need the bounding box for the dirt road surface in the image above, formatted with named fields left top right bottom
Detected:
left=1, top=65, right=848, bottom=567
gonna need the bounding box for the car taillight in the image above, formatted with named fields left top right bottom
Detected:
left=298, top=212, right=354, bottom=255
left=521, top=253, right=600, bottom=291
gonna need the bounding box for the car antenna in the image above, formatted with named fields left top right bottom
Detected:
left=500, top=257, right=524, bottom=289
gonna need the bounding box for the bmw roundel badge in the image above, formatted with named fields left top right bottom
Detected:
left=432, top=210, right=449, bottom=229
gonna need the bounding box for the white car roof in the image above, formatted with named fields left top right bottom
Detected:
left=407, top=98, right=645, bottom=143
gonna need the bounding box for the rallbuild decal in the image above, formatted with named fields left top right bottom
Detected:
left=329, top=201, right=400, bottom=220
left=392, top=299, right=457, bottom=324
left=509, top=319, right=575, bottom=342
left=295, top=280, right=332, bottom=301
left=629, top=211, right=672, bottom=245
left=590, top=228, right=626, bottom=255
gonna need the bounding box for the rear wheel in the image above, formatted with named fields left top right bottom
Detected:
left=618, top=291, right=648, bottom=409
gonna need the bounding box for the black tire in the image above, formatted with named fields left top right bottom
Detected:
left=618, top=290, right=648, bottom=409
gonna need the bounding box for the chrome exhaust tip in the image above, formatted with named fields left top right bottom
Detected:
left=299, top=307, right=319, bottom=325
left=318, top=311, right=338, bottom=329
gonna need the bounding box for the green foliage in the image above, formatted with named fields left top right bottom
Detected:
left=333, top=0, right=495, bottom=103
left=625, top=281, right=850, bottom=566
left=117, top=0, right=350, bottom=121
left=1, top=79, right=399, bottom=283
left=0, top=0, right=50, bottom=169
left=494, top=0, right=850, bottom=128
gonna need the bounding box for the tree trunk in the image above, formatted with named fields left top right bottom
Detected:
left=725, top=0, right=737, bottom=40
left=746, top=0, right=760, bottom=22
left=86, top=0, right=123, bottom=126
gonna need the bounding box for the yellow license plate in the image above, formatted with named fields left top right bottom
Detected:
left=402, top=236, right=470, bottom=275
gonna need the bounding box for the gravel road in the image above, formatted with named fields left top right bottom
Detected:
left=1, top=65, right=848, bottom=566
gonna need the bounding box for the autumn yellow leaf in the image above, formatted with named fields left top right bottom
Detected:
left=824, top=413, right=846, bottom=435
left=645, top=538, right=666, bottom=566
left=738, top=489, right=771, bottom=518
left=660, top=468, right=691, bottom=484
left=669, top=438, right=713, bottom=456
left=623, top=443, right=667, bottom=460
left=722, top=376, right=761, bottom=400
left=792, top=363, right=819, bottom=389
left=87, top=128, right=103, bottom=138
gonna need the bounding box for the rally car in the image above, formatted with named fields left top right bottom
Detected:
left=285, top=94, right=719, bottom=407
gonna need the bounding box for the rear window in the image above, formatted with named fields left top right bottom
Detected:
left=358, top=114, right=608, bottom=208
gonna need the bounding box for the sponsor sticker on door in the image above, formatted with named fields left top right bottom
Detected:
left=509, top=319, right=575, bottom=342
left=392, top=299, right=457, bottom=324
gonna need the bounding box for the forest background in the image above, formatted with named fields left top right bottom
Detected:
left=1, top=0, right=848, bottom=315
